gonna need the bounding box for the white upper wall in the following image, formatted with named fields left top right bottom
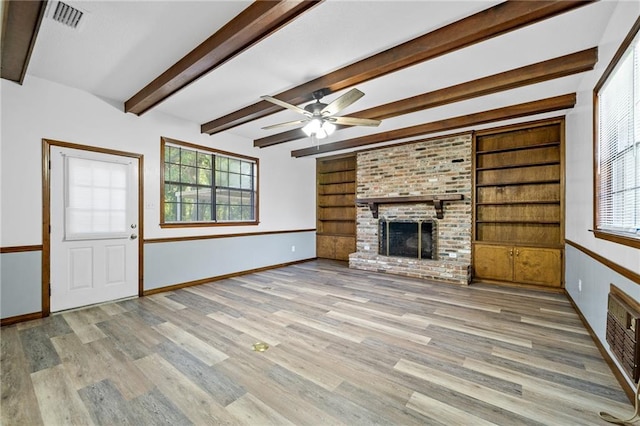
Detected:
left=0, top=75, right=316, bottom=246
left=565, top=0, right=640, bottom=274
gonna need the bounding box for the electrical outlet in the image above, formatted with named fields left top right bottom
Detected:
left=449, top=252, right=457, bottom=258
left=291, top=245, right=296, bottom=252
left=578, top=279, right=582, bottom=292
left=364, top=245, right=370, bottom=251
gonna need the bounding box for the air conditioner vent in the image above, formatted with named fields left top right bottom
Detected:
left=48, top=1, right=84, bottom=29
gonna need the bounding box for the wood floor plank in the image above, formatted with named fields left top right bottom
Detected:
left=154, top=321, right=228, bottom=365
left=77, top=379, right=137, bottom=425
left=99, top=301, right=128, bottom=316
left=30, top=364, right=94, bottom=425
left=50, top=332, right=110, bottom=390
left=225, top=392, right=296, bottom=426
left=128, top=387, right=193, bottom=426
left=406, top=391, right=498, bottom=426
left=146, top=292, right=187, bottom=311
left=0, top=326, right=44, bottom=426
left=262, top=344, right=345, bottom=391
left=18, top=325, right=61, bottom=373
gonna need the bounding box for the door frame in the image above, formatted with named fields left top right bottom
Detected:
left=42, top=139, right=144, bottom=316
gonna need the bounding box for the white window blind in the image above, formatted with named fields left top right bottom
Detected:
left=65, top=156, right=129, bottom=239
left=596, top=30, right=640, bottom=238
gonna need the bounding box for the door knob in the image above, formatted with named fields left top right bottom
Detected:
left=130, top=234, right=138, bottom=240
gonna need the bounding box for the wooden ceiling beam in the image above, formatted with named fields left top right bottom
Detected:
left=291, top=93, right=577, bottom=158
left=202, top=0, right=593, bottom=135
left=1, top=0, right=47, bottom=84
left=256, top=47, right=597, bottom=148
left=124, top=0, right=321, bottom=116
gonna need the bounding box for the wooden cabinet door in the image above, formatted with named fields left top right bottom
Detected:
left=514, top=247, right=562, bottom=287
left=473, top=244, right=513, bottom=282
left=317, top=235, right=335, bottom=259
left=334, top=236, right=356, bottom=261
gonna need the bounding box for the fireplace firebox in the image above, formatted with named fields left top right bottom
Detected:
left=379, top=220, right=436, bottom=260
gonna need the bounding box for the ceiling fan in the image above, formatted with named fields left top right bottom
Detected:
left=261, top=88, right=381, bottom=139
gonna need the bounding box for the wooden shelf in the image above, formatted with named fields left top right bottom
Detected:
left=476, top=220, right=560, bottom=224
left=476, top=141, right=560, bottom=155
left=318, top=166, right=356, bottom=172
left=475, top=160, right=560, bottom=171
left=317, top=232, right=356, bottom=237
left=476, top=201, right=559, bottom=206
left=475, top=179, right=560, bottom=187
left=319, top=180, right=356, bottom=185
left=356, top=194, right=464, bottom=219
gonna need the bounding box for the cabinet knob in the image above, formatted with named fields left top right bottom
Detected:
left=509, top=249, right=514, bottom=256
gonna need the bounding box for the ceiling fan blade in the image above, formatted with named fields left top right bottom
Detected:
left=331, top=116, right=381, bottom=127
left=321, top=88, right=364, bottom=116
left=261, top=119, right=308, bottom=130
left=261, top=95, right=311, bottom=116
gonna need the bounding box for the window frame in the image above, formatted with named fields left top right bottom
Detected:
left=160, top=137, right=259, bottom=228
left=593, top=17, right=640, bottom=249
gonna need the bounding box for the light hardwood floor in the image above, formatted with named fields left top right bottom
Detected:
left=1, top=260, right=633, bottom=425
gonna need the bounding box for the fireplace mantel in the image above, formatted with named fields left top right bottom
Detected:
left=356, top=194, right=464, bottom=219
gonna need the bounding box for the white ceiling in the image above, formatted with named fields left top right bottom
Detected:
left=25, top=0, right=619, bottom=152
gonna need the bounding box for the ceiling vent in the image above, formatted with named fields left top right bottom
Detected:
left=46, top=1, right=87, bottom=30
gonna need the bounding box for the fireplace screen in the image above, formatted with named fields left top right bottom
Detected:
left=379, top=220, right=436, bottom=260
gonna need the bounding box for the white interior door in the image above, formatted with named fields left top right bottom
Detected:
left=50, top=146, right=139, bottom=312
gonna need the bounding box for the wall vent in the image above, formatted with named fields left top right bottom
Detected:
left=46, top=1, right=86, bottom=30
left=606, top=285, right=640, bottom=383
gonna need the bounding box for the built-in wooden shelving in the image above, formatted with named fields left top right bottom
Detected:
left=317, top=154, right=357, bottom=261
left=473, top=118, right=565, bottom=288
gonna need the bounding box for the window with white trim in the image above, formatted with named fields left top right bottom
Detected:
left=594, top=19, right=640, bottom=247
left=161, top=138, right=258, bottom=226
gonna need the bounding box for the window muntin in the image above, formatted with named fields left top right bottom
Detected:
left=594, top=20, right=640, bottom=247
left=161, top=138, right=258, bottom=226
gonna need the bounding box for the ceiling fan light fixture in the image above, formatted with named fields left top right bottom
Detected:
left=303, top=119, right=335, bottom=139
left=303, top=118, right=322, bottom=137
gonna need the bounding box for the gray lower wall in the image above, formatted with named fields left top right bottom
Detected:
left=0, top=251, right=42, bottom=319
left=565, top=243, right=640, bottom=386
left=143, top=231, right=316, bottom=291
left=0, top=231, right=316, bottom=320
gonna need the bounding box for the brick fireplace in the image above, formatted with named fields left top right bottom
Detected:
left=349, top=133, right=472, bottom=285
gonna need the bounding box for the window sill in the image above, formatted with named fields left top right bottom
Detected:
left=592, top=229, right=640, bottom=249
left=160, top=221, right=259, bottom=228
